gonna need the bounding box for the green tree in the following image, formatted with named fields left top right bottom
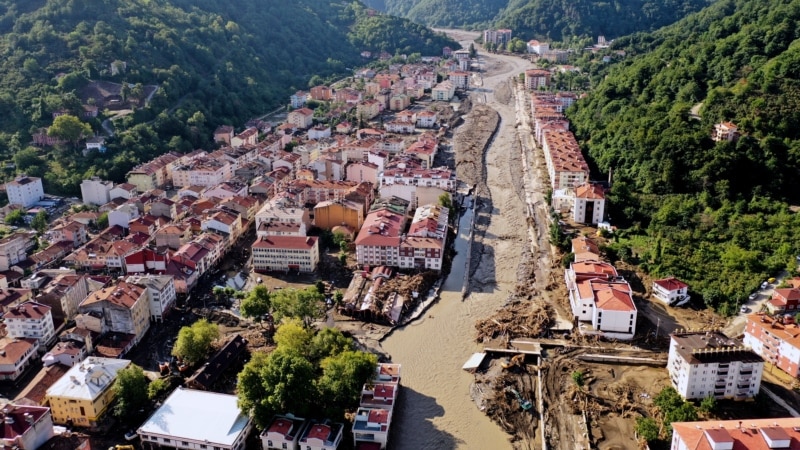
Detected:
left=147, top=377, right=172, bottom=400
left=333, top=290, right=344, bottom=305
left=317, top=350, right=378, bottom=412
left=30, top=210, right=47, bottom=234
left=48, top=115, right=92, bottom=147
left=4, top=209, right=24, bottom=226
left=438, top=193, right=453, bottom=210
left=236, top=348, right=317, bottom=428
left=571, top=370, right=584, bottom=387
left=113, top=364, right=149, bottom=419
left=271, top=287, right=324, bottom=325
left=273, top=318, right=313, bottom=355
left=172, top=319, right=220, bottom=365
left=315, top=280, right=326, bottom=294
left=240, top=285, right=271, bottom=319
left=96, top=212, right=108, bottom=229
left=699, top=395, right=717, bottom=414
left=310, top=327, right=353, bottom=361
left=635, top=417, right=659, bottom=443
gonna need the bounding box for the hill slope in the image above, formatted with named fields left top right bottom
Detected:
left=0, top=0, right=455, bottom=192
left=378, top=0, right=712, bottom=41
left=568, top=0, right=800, bottom=311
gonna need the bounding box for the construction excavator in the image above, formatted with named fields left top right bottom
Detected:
left=505, top=387, right=533, bottom=411
left=500, top=354, right=525, bottom=369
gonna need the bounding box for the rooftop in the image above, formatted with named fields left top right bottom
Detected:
left=671, top=330, right=763, bottom=365
left=137, top=387, right=250, bottom=446
left=46, top=357, right=130, bottom=401
left=673, top=417, right=800, bottom=450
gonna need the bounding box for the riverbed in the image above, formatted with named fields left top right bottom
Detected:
left=381, top=30, right=535, bottom=450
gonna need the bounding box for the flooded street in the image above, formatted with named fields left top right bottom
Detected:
left=383, top=199, right=513, bottom=450
left=382, top=29, right=536, bottom=450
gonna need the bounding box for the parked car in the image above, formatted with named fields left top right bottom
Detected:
left=768, top=277, right=777, bottom=284
left=761, top=281, right=769, bottom=289
left=124, top=430, right=138, bottom=441
left=749, top=293, right=758, bottom=301
left=740, top=306, right=749, bottom=314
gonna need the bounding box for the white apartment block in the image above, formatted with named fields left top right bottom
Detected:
left=0, top=233, right=33, bottom=271
left=172, top=157, right=232, bottom=188
left=3, top=301, right=56, bottom=348
left=126, top=274, right=176, bottom=323
left=6, top=176, right=44, bottom=207
left=668, top=330, right=763, bottom=401
left=80, top=177, right=114, bottom=206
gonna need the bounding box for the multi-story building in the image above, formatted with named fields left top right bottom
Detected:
left=712, top=121, right=739, bottom=142
left=76, top=281, right=151, bottom=348
left=287, top=108, right=315, bottom=129
left=524, top=69, right=551, bottom=90
left=314, top=199, right=365, bottom=232
left=541, top=130, right=589, bottom=190
left=0, top=232, right=34, bottom=271
left=45, top=357, right=131, bottom=427
left=80, top=177, right=114, bottom=206
left=0, top=403, right=55, bottom=450
left=483, top=28, right=512, bottom=46
left=355, top=209, right=405, bottom=267
left=668, top=330, right=763, bottom=400
left=564, top=261, right=637, bottom=339
left=448, top=71, right=470, bottom=90
left=49, top=221, right=88, bottom=248
left=765, top=287, right=800, bottom=314
left=3, top=301, right=56, bottom=348
left=0, top=338, right=39, bottom=381
left=252, top=236, right=319, bottom=273
left=310, top=85, right=333, bottom=101
left=172, top=157, right=232, bottom=188
left=672, top=417, right=800, bottom=450
left=6, top=176, right=44, bottom=207
left=573, top=183, right=605, bottom=225
left=744, top=314, right=800, bottom=378
left=527, top=39, right=550, bottom=54
left=431, top=81, right=455, bottom=101
left=126, top=274, right=176, bottom=323
left=137, top=388, right=253, bottom=450
left=37, top=274, right=88, bottom=322
left=357, top=99, right=381, bottom=121
left=290, top=91, right=308, bottom=109
left=352, top=363, right=401, bottom=450
left=126, top=152, right=184, bottom=191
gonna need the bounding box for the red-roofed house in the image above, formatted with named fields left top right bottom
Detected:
left=252, top=236, right=320, bottom=273
left=0, top=403, right=55, bottom=450
left=261, top=415, right=308, bottom=450
left=353, top=407, right=391, bottom=449
left=712, top=121, right=739, bottom=142
left=299, top=420, right=344, bottom=450
left=652, top=277, right=690, bottom=306
left=565, top=261, right=636, bottom=339
left=4, top=302, right=56, bottom=348
left=76, top=281, right=150, bottom=347
left=571, top=235, right=601, bottom=262
left=767, top=288, right=800, bottom=314
left=0, top=338, right=39, bottom=381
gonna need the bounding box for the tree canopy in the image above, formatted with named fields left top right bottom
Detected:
left=568, top=0, right=800, bottom=313
left=270, top=286, right=325, bottom=325
left=171, top=319, right=220, bottom=365
left=240, top=285, right=272, bottom=320
left=237, top=322, right=377, bottom=428
left=113, top=364, right=149, bottom=420
left=48, top=115, right=92, bottom=147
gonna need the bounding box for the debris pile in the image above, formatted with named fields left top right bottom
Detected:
left=475, top=300, right=555, bottom=342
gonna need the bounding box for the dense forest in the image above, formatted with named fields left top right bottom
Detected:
left=0, top=0, right=455, bottom=194
left=568, top=0, right=800, bottom=313
left=377, top=0, right=712, bottom=42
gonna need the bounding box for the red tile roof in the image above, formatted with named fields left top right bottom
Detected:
left=653, top=277, right=689, bottom=292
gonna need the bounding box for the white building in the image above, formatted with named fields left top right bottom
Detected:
left=431, top=81, right=455, bottom=101
left=564, top=261, right=637, bottom=340
left=138, top=387, right=253, bottom=450
left=652, top=277, right=690, bottom=306
left=527, top=40, right=550, bottom=54
left=668, top=330, right=763, bottom=401
left=80, top=177, right=114, bottom=206
left=0, top=404, right=55, bottom=450
left=672, top=417, right=800, bottom=450
left=261, top=415, right=307, bottom=450
left=252, top=236, right=320, bottom=273
left=108, top=203, right=140, bottom=229
left=126, top=274, right=176, bottom=323
left=6, top=176, right=44, bottom=207
left=299, top=420, right=343, bottom=450
left=573, top=183, right=605, bottom=225
left=3, top=301, right=56, bottom=348
left=353, top=408, right=391, bottom=449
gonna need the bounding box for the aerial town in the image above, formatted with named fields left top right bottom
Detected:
left=0, top=21, right=798, bottom=450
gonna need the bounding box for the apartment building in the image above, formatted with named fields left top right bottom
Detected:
left=6, top=176, right=44, bottom=207
left=252, top=236, right=320, bottom=273
left=3, top=301, right=56, bottom=348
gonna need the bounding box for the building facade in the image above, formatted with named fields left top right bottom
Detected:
left=252, top=236, right=320, bottom=273
left=6, top=176, right=44, bottom=207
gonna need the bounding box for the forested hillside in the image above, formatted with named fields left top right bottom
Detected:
left=568, top=0, right=800, bottom=313
left=377, top=0, right=712, bottom=41
left=0, top=0, right=455, bottom=193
